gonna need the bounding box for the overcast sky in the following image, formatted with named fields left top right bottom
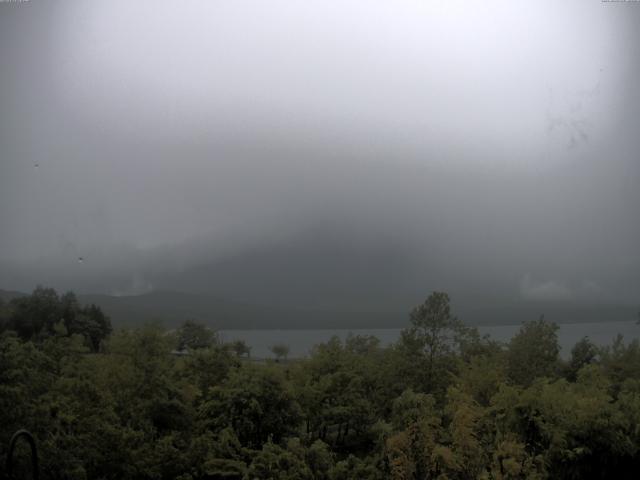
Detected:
left=1, top=0, right=639, bottom=310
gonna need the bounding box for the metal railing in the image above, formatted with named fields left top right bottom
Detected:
left=5, top=430, right=38, bottom=480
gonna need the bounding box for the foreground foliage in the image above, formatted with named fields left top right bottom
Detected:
left=1, top=289, right=640, bottom=479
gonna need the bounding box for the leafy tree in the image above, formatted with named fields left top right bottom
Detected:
left=0, top=297, right=9, bottom=332
left=199, top=365, right=302, bottom=448
left=386, top=389, right=443, bottom=479
left=8, top=286, right=61, bottom=340
left=271, top=343, right=291, bottom=362
left=245, top=440, right=313, bottom=480
left=442, top=387, right=487, bottom=479
left=72, top=304, right=112, bottom=352
left=295, top=336, right=381, bottom=448
left=180, top=346, right=239, bottom=398
left=5, top=287, right=111, bottom=351
left=507, top=316, right=560, bottom=386
left=0, top=332, right=53, bottom=447
left=305, top=439, right=335, bottom=479
left=599, top=335, right=640, bottom=389
left=189, top=428, right=248, bottom=480
left=488, top=436, right=546, bottom=480
left=230, top=339, right=252, bottom=358
left=399, top=291, right=465, bottom=394
left=454, top=350, right=507, bottom=406
left=176, top=319, right=218, bottom=351
left=329, top=454, right=383, bottom=480
left=565, top=336, right=598, bottom=382
left=345, top=333, right=380, bottom=355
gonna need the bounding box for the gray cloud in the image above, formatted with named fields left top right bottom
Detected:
left=1, top=0, right=639, bottom=315
left=519, top=275, right=605, bottom=302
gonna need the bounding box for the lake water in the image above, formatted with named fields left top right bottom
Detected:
left=220, top=321, right=640, bottom=359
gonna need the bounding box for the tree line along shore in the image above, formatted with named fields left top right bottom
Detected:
left=1, top=287, right=640, bottom=479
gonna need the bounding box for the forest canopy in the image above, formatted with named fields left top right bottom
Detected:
left=1, top=288, right=640, bottom=479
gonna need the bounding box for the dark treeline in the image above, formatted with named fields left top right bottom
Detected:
left=1, top=288, right=640, bottom=479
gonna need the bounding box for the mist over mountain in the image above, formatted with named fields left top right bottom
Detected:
left=2, top=155, right=639, bottom=318
left=1, top=287, right=635, bottom=331
left=1, top=0, right=639, bottom=325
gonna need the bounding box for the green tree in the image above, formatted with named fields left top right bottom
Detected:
left=180, top=346, right=239, bottom=398
left=0, top=297, right=9, bottom=333
left=295, top=336, right=381, bottom=448
left=399, top=291, right=464, bottom=394
left=454, top=350, right=507, bottom=406
left=230, top=339, right=252, bottom=358
left=599, top=335, right=640, bottom=387
left=385, top=389, right=443, bottom=479
left=176, top=319, right=218, bottom=351
left=199, top=365, right=302, bottom=448
left=245, top=440, right=313, bottom=480
left=507, top=316, right=560, bottom=386
left=271, top=343, right=291, bottom=362
left=565, top=336, right=598, bottom=382
left=329, top=454, right=383, bottom=480
left=8, top=286, right=61, bottom=340
left=72, top=304, right=112, bottom=352
left=188, top=428, right=248, bottom=480
left=305, top=439, right=335, bottom=479
left=5, top=288, right=111, bottom=351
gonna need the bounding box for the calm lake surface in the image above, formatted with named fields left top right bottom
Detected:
left=220, top=321, right=640, bottom=359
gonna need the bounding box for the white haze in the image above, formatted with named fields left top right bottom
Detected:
left=0, top=0, right=638, bottom=312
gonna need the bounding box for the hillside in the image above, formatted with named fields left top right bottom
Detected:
left=76, top=290, right=403, bottom=330
left=0, top=289, right=27, bottom=303
left=3, top=288, right=637, bottom=330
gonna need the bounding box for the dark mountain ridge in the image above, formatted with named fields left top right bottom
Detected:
left=2, top=289, right=637, bottom=330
